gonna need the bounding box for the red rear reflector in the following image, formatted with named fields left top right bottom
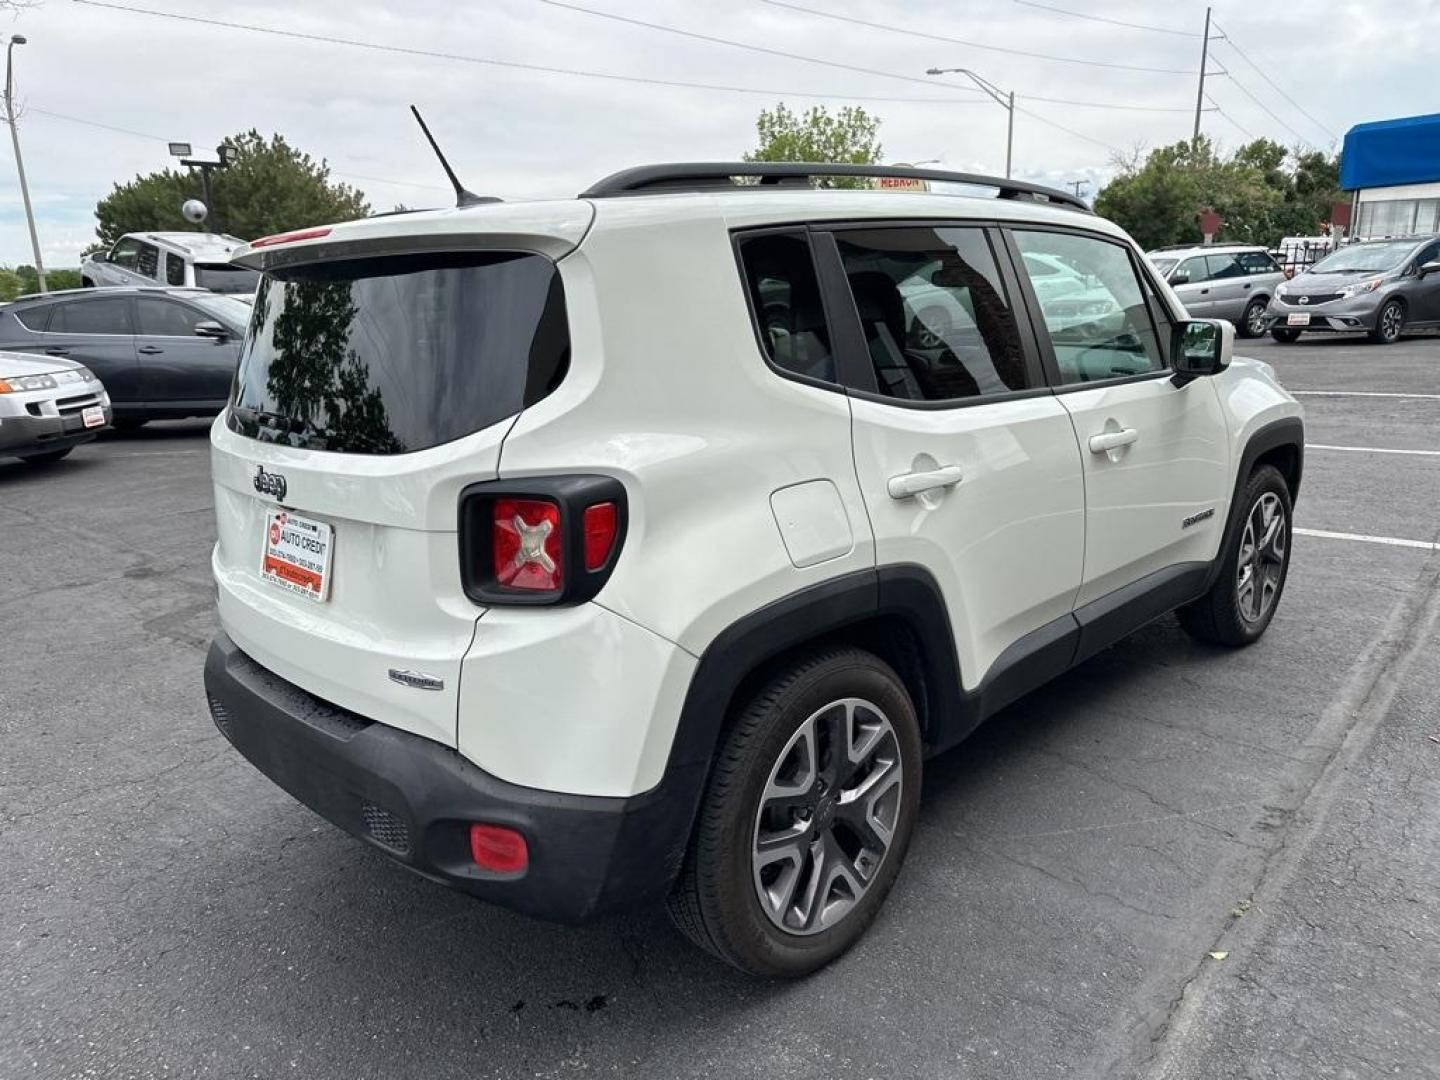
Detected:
left=493, top=497, right=563, bottom=592
left=251, top=226, right=332, bottom=248
left=582, top=502, right=618, bottom=571
left=469, top=823, right=528, bottom=873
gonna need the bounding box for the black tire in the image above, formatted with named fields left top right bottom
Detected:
left=1269, top=327, right=1301, bottom=343
left=1369, top=299, right=1404, bottom=344
left=1239, top=298, right=1268, bottom=339
left=19, top=448, right=72, bottom=465
left=667, top=647, right=923, bottom=977
left=1178, top=464, right=1292, bottom=647
left=111, top=418, right=148, bottom=433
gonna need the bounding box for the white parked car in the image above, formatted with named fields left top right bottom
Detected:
left=0, top=350, right=111, bottom=463
left=202, top=163, right=1304, bottom=977
left=82, top=232, right=259, bottom=299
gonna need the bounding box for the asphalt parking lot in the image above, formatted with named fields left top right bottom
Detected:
left=3, top=332, right=1438, bottom=1080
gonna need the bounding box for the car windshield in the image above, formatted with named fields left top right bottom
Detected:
left=187, top=293, right=254, bottom=335
left=1149, top=257, right=1178, bottom=275
left=1308, top=241, right=1415, bottom=274
left=193, top=263, right=262, bottom=294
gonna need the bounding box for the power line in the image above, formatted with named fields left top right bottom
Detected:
left=760, top=0, right=1204, bottom=75
left=1014, top=104, right=1121, bottom=155
left=1219, top=70, right=1313, bottom=147
left=1204, top=94, right=1256, bottom=140
left=1210, top=24, right=1337, bottom=141
left=1011, top=0, right=1200, bottom=38
left=69, top=0, right=980, bottom=105
left=27, top=105, right=451, bottom=192
left=536, top=0, right=985, bottom=92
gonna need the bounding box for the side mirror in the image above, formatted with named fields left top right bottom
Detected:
left=194, top=320, right=229, bottom=340
left=90, top=251, right=108, bottom=263
left=1170, top=271, right=1190, bottom=286
left=1419, top=260, right=1440, bottom=278
left=1172, top=318, right=1232, bottom=386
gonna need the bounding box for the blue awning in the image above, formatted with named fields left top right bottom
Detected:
left=1340, top=113, right=1440, bottom=191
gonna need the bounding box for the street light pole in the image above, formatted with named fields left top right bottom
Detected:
left=4, top=35, right=46, bottom=294
left=926, top=67, right=1014, bottom=179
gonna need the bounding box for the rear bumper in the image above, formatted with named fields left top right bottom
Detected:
left=203, top=633, right=702, bottom=922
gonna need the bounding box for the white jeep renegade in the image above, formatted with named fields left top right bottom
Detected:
left=204, top=163, right=1304, bottom=978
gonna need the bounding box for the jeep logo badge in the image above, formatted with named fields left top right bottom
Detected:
left=253, top=465, right=288, bottom=501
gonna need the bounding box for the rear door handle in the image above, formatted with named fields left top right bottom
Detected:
left=1089, top=428, right=1139, bottom=454
left=887, top=465, right=963, bottom=499
left=44, top=347, right=70, bottom=356
left=137, top=345, right=164, bottom=355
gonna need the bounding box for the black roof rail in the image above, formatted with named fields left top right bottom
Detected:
left=579, top=162, right=1091, bottom=213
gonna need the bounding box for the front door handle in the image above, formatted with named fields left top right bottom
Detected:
left=44, top=347, right=70, bottom=356
left=137, top=345, right=164, bottom=355
left=1089, top=428, right=1139, bottom=454
left=887, top=465, right=963, bottom=499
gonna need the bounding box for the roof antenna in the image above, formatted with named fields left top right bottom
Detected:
left=409, top=105, right=499, bottom=208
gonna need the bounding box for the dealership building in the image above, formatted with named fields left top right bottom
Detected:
left=1341, top=112, right=1440, bottom=239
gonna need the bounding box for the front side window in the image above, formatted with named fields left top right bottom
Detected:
left=137, top=297, right=207, bottom=337
left=1012, top=230, right=1165, bottom=385
left=109, top=238, right=141, bottom=270
left=229, top=251, right=569, bottom=456
left=1174, top=256, right=1208, bottom=284
left=49, top=297, right=134, bottom=335
left=736, top=232, right=835, bottom=384
left=835, top=226, right=1029, bottom=402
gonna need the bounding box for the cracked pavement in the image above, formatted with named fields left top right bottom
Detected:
left=2, top=335, right=1439, bottom=1079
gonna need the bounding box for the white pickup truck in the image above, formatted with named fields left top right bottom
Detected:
left=81, top=231, right=259, bottom=299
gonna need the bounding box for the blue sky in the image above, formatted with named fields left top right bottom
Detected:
left=3, top=0, right=1437, bottom=269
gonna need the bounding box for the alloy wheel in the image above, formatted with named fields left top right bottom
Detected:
left=1246, top=302, right=1267, bottom=337
left=751, top=698, right=903, bottom=936
left=1236, top=491, right=1287, bottom=623
left=1380, top=302, right=1403, bottom=342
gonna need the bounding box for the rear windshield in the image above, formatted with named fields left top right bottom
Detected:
left=194, top=264, right=262, bottom=294
left=227, top=251, right=569, bottom=455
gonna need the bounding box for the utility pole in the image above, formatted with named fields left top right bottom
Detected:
left=4, top=35, right=46, bottom=294
left=1067, top=180, right=1089, bottom=200
left=926, top=67, right=1015, bottom=179
left=1192, top=7, right=1212, bottom=144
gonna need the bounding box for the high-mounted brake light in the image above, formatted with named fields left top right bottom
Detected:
left=493, top=498, right=563, bottom=592
left=250, top=226, right=332, bottom=249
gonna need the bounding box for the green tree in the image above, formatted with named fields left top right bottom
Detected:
left=1, top=265, right=82, bottom=296
left=0, top=268, right=24, bottom=302
left=1095, top=137, right=1341, bottom=250
left=94, top=131, right=369, bottom=246
left=744, top=103, right=882, bottom=188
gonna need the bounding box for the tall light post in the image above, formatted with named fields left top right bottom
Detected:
left=4, top=34, right=46, bottom=294
left=926, top=67, right=1014, bottom=179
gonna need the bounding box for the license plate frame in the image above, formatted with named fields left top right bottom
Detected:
left=259, top=508, right=334, bottom=602
left=1286, top=313, right=1311, bottom=327
left=81, top=405, right=105, bottom=429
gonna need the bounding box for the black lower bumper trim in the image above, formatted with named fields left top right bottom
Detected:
left=203, top=633, right=702, bottom=923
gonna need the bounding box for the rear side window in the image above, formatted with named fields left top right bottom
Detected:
left=1205, top=254, right=1245, bottom=280
left=135, top=243, right=160, bottom=279
left=1237, top=251, right=1279, bottom=275
left=165, top=253, right=186, bottom=286
left=49, top=297, right=134, bottom=335
left=228, top=251, right=569, bottom=455
left=736, top=232, right=835, bottom=384
left=836, top=226, right=1030, bottom=401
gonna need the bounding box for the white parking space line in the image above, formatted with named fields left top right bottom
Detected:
left=1291, top=391, right=1440, bottom=401
left=1296, top=527, right=1439, bottom=553
left=1306, top=443, right=1440, bottom=458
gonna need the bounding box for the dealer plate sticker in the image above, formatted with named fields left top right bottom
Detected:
left=260, top=509, right=333, bottom=602
left=81, top=405, right=105, bottom=428
left=1286, top=313, right=1310, bottom=327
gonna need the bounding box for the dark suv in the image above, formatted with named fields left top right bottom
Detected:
left=0, top=287, right=250, bottom=428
